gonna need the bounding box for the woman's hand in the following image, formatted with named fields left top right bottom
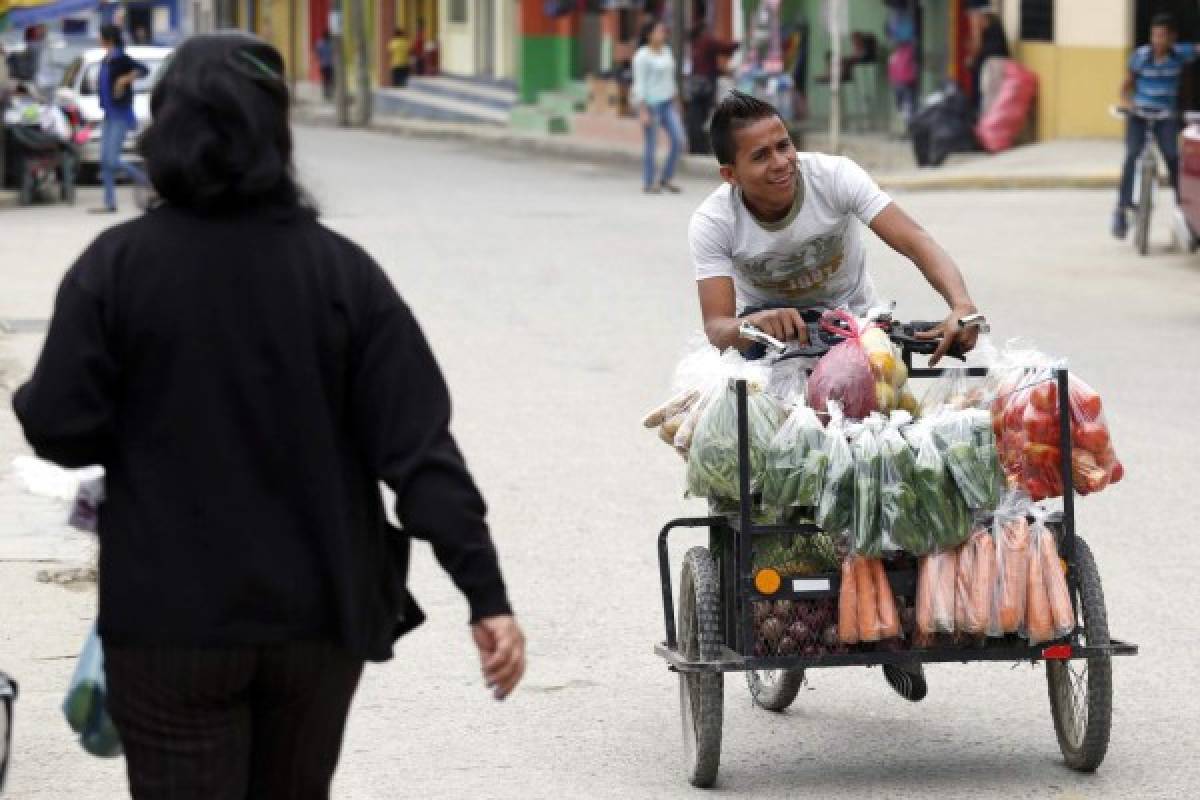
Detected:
left=114, top=73, right=136, bottom=98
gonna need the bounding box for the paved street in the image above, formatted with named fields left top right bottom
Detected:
left=1, top=125, right=1199, bottom=798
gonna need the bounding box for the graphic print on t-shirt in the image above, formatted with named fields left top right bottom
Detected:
left=733, top=232, right=845, bottom=299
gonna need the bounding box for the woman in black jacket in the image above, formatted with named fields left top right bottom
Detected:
left=14, top=32, right=524, bottom=799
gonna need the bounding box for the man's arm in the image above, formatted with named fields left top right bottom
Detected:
left=1119, top=68, right=1135, bottom=107
left=698, top=277, right=807, bottom=351
left=869, top=202, right=979, bottom=365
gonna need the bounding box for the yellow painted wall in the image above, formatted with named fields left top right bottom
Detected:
left=1019, top=43, right=1125, bottom=139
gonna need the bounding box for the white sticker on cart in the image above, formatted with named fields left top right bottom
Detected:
left=792, top=579, right=831, bottom=593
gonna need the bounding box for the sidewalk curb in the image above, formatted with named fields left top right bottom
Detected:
left=291, top=105, right=1120, bottom=191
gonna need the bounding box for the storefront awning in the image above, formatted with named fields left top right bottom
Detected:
left=0, top=0, right=100, bottom=31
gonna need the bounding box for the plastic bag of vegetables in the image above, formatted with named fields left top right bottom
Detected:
left=955, top=524, right=995, bottom=636
left=989, top=491, right=1032, bottom=636
left=916, top=548, right=958, bottom=636
left=1024, top=507, right=1075, bottom=645
left=850, top=414, right=885, bottom=557
left=878, top=411, right=928, bottom=555
left=686, top=370, right=781, bottom=504
left=861, top=326, right=918, bottom=414
left=931, top=408, right=1003, bottom=511
left=642, top=336, right=724, bottom=456
left=806, top=310, right=878, bottom=421
left=903, top=419, right=971, bottom=550
left=762, top=401, right=827, bottom=509
left=815, top=404, right=854, bottom=537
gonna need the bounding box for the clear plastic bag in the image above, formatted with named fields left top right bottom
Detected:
left=878, top=411, right=928, bottom=555
left=62, top=624, right=122, bottom=758
left=916, top=548, right=958, bottom=636
left=815, top=404, right=854, bottom=538
left=1025, top=508, right=1075, bottom=644
left=931, top=408, right=1003, bottom=510
left=840, top=556, right=900, bottom=643
left=642, top=336, right=724, bottom=456
left=849, top=415, right=884, bottom=557
left=903, top=419, right=971, bottom=550
left=860, top=326, right=914, bottom=414
left=806, top=310, right=878, bottom=421
left=762, top=401, right=827, bottom=509
left=954, top=525, right=995, bottom=636
left=686, top=371, right=781, bottom=504
left=989, top=491, right=1032, bottom=637
left=920, top=368, right=990, bottom=415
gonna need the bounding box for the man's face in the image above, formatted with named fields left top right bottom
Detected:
left=722, top=116, right=798, bottom=210
left=1151, top=24, right=1176, bottom=55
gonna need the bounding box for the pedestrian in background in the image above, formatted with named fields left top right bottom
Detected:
left=411, top=19, right=426, bottom=76
left=13, top=32, right=525, bottom=799
left=388, top=27, right=410, bottom=87
left=633, top=19, right=685, bottom=194
left=91, top=24, right=148, bottom=214
left=315, top=31, right=334, bottom=100
left=686, top=21, right=738, bottom=154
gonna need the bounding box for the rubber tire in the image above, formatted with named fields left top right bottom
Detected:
left=678, top=547, right=723, bottom=788
left=1134, top=157, right=1154, bottom=256
left=746, top=668, right=805, bottom=712
left=1046, top=536, right=1112, bottom=773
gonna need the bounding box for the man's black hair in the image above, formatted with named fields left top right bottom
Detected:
left=1151, top=12, right=1176, bottom=32
left=709, top=90, right=783, bottom=166
left=99, top=24, right=124, bottom=49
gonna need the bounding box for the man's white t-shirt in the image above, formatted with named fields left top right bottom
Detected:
left=689, top=153, right=892, bottom=315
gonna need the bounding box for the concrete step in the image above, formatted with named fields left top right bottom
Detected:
left=407, top=74, right=517, bottom=111
left=510, top=104, right=570, bottom=134
left=374, top=82, right=510, bottom=126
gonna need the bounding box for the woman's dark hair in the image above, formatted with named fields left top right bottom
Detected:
left=138, top=32, right=310, bottom=215
left=710, top=90, right=782, bottom=165
left=638, top=18, right=661, bottom=48
left=99, top=24, right=124, bottom=48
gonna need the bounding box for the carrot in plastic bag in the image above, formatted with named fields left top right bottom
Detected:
left=959, top=528, right=993, bottom=635
left=853, top=556, right=880, bottom=642
left=872, top=559, right=901, bottom=639
left=1039, top=522, right=1075, bottom=638
left=839, top=557, right=860, bottom=645
left=916, top=554, right=935, bottom=635
left=954, top=537, right=974, bottom=632
left=997, top=516, right=1031, bottom=634
left=931, top=549, right=958, bottom=633
left=1025, top=528, right=1055, bottom=644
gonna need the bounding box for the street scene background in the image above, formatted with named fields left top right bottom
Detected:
left=1, top=124, right=1198, bottom=797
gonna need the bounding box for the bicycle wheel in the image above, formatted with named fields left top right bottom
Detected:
left=746, top=668, right=805, bottom=712
left=678, top=547, right=723, bottom=788
left=1046, top=537, right=1112, bottom=772
left=1134, top=157, right=1155, bottom=255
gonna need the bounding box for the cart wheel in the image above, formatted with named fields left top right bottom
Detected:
left=746, top=669, right=805, bottom=712
left=678, top=546, right=723, bottom=788
left=1046, top=537, right=1112, bottom=772
left=1134, top=157, right=1154, bottom=256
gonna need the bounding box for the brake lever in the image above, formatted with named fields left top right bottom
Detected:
left=738, top=322, right=788, bottom=355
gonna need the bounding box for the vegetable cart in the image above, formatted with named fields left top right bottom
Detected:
left=653, top=316, right=1138, bottom=787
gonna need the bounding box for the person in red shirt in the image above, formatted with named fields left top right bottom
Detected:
left=686, top=23, right=739, bottom=155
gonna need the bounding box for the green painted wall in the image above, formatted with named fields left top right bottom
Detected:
left=519, top=34, right=572, bottom=103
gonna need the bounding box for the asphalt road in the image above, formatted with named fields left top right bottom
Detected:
left=1, top=126, right=1198, bottom=798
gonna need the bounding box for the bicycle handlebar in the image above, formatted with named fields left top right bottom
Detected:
left=1109, top=104, right=1175, bottom=122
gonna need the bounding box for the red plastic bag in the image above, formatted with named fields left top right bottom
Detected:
left=975, top=60, right=1037, bottom=153
left=806, top=310, right=878, bottom=421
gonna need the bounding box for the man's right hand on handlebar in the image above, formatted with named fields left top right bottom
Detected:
left=741, top=308, right=809, bottom=347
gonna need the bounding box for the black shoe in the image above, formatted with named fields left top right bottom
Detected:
left=1111, top=208, right=1128, bottom=240
left=660, top=181, right=682, bottom=194
left=883, top=663, right=928, bottom=702
left=88, top=206, right=117, bottom=214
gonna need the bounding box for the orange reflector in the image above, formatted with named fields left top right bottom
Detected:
left=754, top=568, right=781, bottom=595
left=1042, top=644, right=1072, bottom=660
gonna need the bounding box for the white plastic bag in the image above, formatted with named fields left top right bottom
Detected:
left=62, top=624, right=122, bottom=758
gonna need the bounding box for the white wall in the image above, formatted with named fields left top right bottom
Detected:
left=1055, top=0, right=1130, bottom=48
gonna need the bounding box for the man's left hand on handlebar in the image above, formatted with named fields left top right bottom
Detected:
left=916, top=305, right=981, bottom=366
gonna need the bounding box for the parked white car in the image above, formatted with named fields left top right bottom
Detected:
left=53, top=46, right=170, bottom=172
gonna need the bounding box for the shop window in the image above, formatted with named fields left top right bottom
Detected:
left=448, top=0, right=467, bottom=24
left=1020, top=0, right=1053, bottom=42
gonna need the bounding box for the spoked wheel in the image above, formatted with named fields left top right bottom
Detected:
left=1134, top=158, right=1155, bottom=255
left=746, top=668, right=805, bottom=712
left=678, top=547, right=723, bottom=788
left=1047, top=536, right=1112, bottom=772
